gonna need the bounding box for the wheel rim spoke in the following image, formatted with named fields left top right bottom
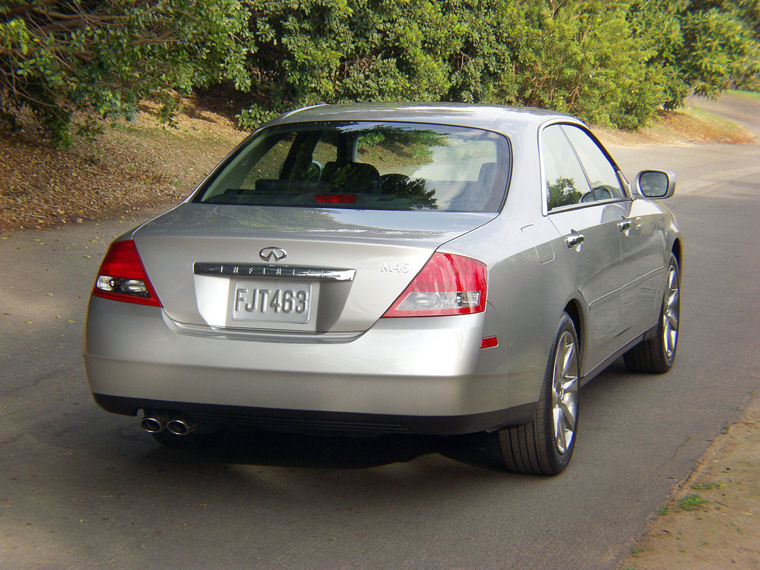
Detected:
left=562, top=375, right=578, bottom=394
left=553, top=407, right=563, bottom=446
left=562, top=342, right=575, bottom=376
left=559, top=400, right=576, bottom=428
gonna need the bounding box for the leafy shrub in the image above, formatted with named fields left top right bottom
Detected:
left=1, top=0, right=252, bottom=145
left=241, top=0, right=760, bottom=130
left=3, top=0, right=759, bottom=142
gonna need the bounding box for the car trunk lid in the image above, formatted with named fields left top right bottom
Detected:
left=131, top=203, right=494, bottom=334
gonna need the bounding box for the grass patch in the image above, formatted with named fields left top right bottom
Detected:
left=597, top=99, right=755, bottom=147
left=677, top=494, right=710, bottom=512
left=729, top=89, right=760, bottom=102
left=684, top=105, right=742, bottom=131
left=645, top=104, right=756, bottom=144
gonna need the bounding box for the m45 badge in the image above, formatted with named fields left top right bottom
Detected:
left=380, top=261, right=410, bottom=273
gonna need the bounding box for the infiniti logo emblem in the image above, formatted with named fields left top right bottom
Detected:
left=259, top=246, right=287, bottom=262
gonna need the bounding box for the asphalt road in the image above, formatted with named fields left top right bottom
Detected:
left=1, top=95, right=759, bottom=568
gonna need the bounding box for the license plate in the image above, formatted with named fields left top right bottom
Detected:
left=231, top=281, right=312, bottom=324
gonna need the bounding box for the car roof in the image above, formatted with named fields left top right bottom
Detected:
left=266, top=103, right=581, bottom=136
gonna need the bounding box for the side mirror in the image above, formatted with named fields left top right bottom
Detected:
left=635, top=170, right=676, bottom=199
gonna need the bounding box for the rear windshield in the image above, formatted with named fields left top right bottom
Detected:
left=193, top=121, right=511, bottom=212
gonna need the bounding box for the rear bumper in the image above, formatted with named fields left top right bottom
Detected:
left=93, top=394, right=535, bottom=436
left=84, top=297, right=541, bottom=435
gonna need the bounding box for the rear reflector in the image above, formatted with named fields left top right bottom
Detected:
left=382, top=252, right=487, bottom=317
left=92, top=240, right=162, bottom=306
left=481, top=336, right=498, bottom=349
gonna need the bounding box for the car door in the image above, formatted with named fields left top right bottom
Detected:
left=617, top=198, right=671, bottom=338
left=561, top=125, right=665, bottom=345
left=541, top=124, right=628, bottom=370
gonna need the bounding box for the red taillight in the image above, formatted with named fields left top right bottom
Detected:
left=91, top=240, right=162, bottom=307
left=382, top=253, right=487, bottom=318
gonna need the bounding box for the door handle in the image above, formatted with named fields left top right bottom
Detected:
left=565, top=233, right=585, bottom=248
left=618, top=218, right=633, bottom=233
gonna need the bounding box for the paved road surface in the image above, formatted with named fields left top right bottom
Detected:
left=1, top=95, right=759, bottom=568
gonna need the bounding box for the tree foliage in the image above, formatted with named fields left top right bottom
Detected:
left=238, top=0, right=459, bottom=126
left=240, top=0, right=760, bottom=130
left=679, top=3, right=760, bottom=96
left=2, top=0, right=760, bottom=143
left=1, top=0, right=251, bottom=145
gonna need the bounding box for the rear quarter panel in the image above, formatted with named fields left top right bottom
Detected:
left=442, top=208, right=572, bottom=406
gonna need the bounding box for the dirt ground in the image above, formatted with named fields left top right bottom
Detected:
left=1, top=98, right=758, bottom=568
left=0, top=98, right=248, bottom=231
left=620, top=394, right=760, bottom=568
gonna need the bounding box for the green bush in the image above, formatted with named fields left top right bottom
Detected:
left=3, top=0, right=759, bottom=142
left=1, top=0, right=252, bottom=145
left=679, top=7, right=760, bottom=96
left=241, top=0, right=760, bottom=131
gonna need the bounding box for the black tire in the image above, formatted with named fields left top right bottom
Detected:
left=489, top=313, right=581, bottom=475
left=624, top=254, right=680, bottom=374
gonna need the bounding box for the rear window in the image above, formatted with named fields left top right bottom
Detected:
left=193, top=121, right=511, bottom=212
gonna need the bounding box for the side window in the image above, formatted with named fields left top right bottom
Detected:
left=542, top=125, right=591, bottom=210
left=561, top=125, right=624, bottom=203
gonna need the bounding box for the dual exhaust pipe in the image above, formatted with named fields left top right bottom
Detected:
left=140, top=412, right=198, bottom=436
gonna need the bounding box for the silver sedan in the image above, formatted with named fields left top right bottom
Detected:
left=84, top=104, right=680, bottom=475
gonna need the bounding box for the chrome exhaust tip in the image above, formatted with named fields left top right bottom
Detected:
left=166, top=416, right=198, bottom=436
left=139, top=414, right=166, bottom=434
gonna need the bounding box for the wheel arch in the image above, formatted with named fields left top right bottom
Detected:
left=563, top=298, right=584, bottom=362
left=671, top=238, right=682, bottom=270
